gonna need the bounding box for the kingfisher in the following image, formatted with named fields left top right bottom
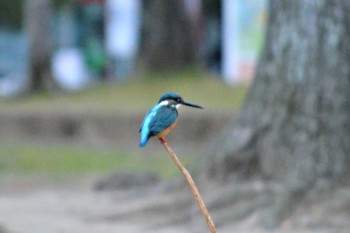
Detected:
left=139, top=93, right=203, bottom=147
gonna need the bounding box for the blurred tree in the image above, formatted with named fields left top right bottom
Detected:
left=24, top=0, right=53, bottom=92
left=142, top=0, right=195, bottom=71
left=204, top=0, right=350, bottom=225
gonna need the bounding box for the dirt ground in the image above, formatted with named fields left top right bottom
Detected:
left=0, top=111, right=349, bottom=233
left=0, top=174, right=348, bottom=233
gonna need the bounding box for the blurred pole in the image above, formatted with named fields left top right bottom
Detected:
left=24, top=0, right=53, bottom=92
left=222, top=0, right=240, bottom=84
left=105, top=0, right=141, bottom=81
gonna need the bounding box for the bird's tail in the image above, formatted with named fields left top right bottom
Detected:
left=139, top=133, right=149, bottom=148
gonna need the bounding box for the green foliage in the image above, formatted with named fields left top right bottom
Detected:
left=0, top=0, right=23, bottom=29
left=0, top=0, right=75, bottom=30
left=53, top=0, right=77, bottom=9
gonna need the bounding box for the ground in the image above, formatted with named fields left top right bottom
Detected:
left=0, top=78, right=348, bottom=233
left=0, top=173, right=349, bottom=233
left=0, top=176, right=334, bottom=233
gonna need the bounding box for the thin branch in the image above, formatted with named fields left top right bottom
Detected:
left=160, top=139, right=218, bottom=233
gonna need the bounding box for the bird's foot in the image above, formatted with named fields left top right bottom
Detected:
left=159, top=137, right=168, bottom=144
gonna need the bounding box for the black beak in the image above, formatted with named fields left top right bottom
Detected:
left=182, top=100, right=203, bottom=109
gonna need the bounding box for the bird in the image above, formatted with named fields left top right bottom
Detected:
left=139, top=92, right=203, bottom=147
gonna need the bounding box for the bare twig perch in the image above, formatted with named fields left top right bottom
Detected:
left=160, top=139, right=218, bottom=233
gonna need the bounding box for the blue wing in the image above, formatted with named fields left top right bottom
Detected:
left=139, top=105, right=177, bottom=147
left=139, top=105, right=159, bottom=147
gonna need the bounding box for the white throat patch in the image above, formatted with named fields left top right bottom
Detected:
left=159, top=100, right=181, bottom=109
left=159, top=100, right=169, bottom=106
left=170, top=104, right=180, bottom=109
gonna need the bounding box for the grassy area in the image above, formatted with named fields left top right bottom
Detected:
left=0, top=69, right=248, bottom=112
left=0, top=69, right=248, bottom=177
left=0, top=143, right=196, bottom=179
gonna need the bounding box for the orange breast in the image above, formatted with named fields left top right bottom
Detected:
left=156, top=119, right=178, bottom=138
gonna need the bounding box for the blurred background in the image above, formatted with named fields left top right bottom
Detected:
left=0, top=0, right=267, bottom=233
left=0, top=0, right=266, bottom=95
left=0, top=0, right=267, bottom=176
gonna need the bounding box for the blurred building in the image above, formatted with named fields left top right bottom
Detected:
left=203, top=0, right=267, bottom=84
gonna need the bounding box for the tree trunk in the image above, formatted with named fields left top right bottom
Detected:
left=201, top=0, right=350, bottom=226
left=24, top=0, right=53, bottom=92
left=141, top=0, right=195, bottom=71
left=208, top=0, right=350, bottom=183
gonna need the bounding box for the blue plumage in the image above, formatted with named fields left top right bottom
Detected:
left=139, top=102, right=178, bottom=147
left=139, top=93, right=203, bottom=147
